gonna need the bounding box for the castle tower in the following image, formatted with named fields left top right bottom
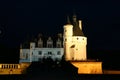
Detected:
left=64, top=15, right=87, bottom=61
left=63, top=16, right=73, bottom=60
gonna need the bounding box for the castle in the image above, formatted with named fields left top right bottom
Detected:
left=19, top=14, right=87, bottom=63
left=0, top=14, right=103, bottom=74
left=19, top=35, right=64, bottom=63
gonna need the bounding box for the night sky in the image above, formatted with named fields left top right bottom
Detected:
left=0, top=0, right=120, bottom=50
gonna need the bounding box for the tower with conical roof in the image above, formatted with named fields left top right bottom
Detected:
left=63, top=14, right=87, bottom=61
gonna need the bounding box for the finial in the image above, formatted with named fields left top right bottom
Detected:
left=67, top=15, right=71, bottom=24
left=73, top=13, right=77, bottom=22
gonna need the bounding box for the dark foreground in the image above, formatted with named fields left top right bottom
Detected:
left=0, top=61, right=120, bottom=80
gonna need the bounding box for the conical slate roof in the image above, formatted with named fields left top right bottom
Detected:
left=72, top=14, right=84, bottom=36
left=72, top=21, right=84, bottom=36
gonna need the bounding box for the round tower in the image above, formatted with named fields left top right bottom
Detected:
left=63, top=24, right=73, bottom=61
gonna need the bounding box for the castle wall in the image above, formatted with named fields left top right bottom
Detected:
left=72, top=36, right=87, bottom=60
left=20, top=48, right=64, bottom=62
left=71, top=61, right=102, bottom=74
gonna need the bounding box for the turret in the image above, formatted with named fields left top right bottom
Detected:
left=63, top=16, right=73, bottom=60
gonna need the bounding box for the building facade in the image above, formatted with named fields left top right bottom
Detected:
left=19, top=36, right=64, bottom=63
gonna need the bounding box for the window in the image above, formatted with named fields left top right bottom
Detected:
left=57, top=44, right=61, bottom=48
left=48, top=52, right=52, bottom=55
left=39, top=51, right=42, bottom=55
left=65, top=39, right=67, bottom=41
left=57, top=51, right=61, bottom=55
left=77, top=37, right=79, bottom=40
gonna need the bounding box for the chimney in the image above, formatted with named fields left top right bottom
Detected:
left=79, top=20, right=82, bottom=30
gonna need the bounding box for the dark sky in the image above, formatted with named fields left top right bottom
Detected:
left=0, top=0, right=120, bottom=50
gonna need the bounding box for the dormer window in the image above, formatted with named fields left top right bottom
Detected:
left=38, top=38, right=43, bottom=48
left=47, top=37, right=53, bottom=48
left=56, top=38, right=61, bottom=48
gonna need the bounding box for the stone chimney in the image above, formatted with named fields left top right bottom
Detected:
left=79, top=20, right=82, bottom=30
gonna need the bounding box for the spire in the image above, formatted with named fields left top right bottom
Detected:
left=67, top=15, right=71, bottom=24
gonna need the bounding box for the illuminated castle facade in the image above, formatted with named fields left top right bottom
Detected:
left=18, top=14, right=102, bottom=74
left=19, top=14, right=87, bottom=63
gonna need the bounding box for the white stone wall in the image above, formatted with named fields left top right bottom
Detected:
left=63, top=24, right=73, bottom=60
left=19, top=48, right=64, bottom=62
left=72, top=36, right=87, bottom=60
left=19, top=49, right=30, bottom=63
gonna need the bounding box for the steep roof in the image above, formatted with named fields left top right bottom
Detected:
left=72, top=21, right=84, bottom=36
left=71, top=14, right=84, bottom=36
